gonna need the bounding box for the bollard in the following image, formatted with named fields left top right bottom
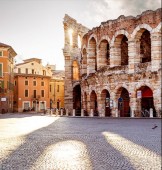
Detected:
left=90, top=109, right=93, bottom=117
left=101, top=109, right=105, bottom=117
left=56, top=109, right=59, bottom=116
left=150, top=108, right=153, bottom=118
left=81, top=109, right=84, bottom=117
left=131, top=110, right=134, bottom=117
left=60, top=109, right=63, bottom=116
left=73, top=109, right=75, bottom=116
left=116, top=109, right=118, bottom=117
left=66, top=109, right=68, bottom=116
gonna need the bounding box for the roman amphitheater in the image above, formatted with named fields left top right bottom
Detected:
left=63, top=8, right=161, bottom=117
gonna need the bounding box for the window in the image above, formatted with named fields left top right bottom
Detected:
left=31, top=63, right=34, bottom=65
left=33, top=81, right=36, bottom=86
left=0, top=51, right=3, bottom=56
left=18, top=68, right=21, bottom=73
left=14, top=81, right=16, bottom=86
left=0, top=63, right=3, bottom=77
left=41, top=81, right=44, bottom=86
left=32, top=69, right=34, bottom=74
left=41, top=90, right=44, bottom=97
left=25, top=90, right=28, bottom=97
left=25, top=80, right=28, bottom=86
left=33, top=90, right=36, bottom=98
left=57, top=85, right=59, bottom=92
left=43, top=70, right=46, bottom=76
left=26, top=68, right=28, bottom=74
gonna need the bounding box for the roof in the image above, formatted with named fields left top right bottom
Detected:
left=0, top=42, right=11, bottom=47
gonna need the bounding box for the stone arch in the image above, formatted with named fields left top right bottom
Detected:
left=88, top=34, right=97, bottom=46
left=151, top=22, right=162, bottom=33
left=81, top=48, right=87, bottom=75
left=90, top=90, right=98, bottom=116
left=135, top=82, right=154, bottom=92
left=131, top=24, right=153, bottom=39
left=111, top=29, right=129, bottom=46
left=97, top=35, right=111, bottom=48
left=136, top=86, right=156, bottom=117
left=73, top=84, right=81, bottom=116
left=82, top=91, right=88, bottom=116
left=101, top=89, right=111, bottom=117
left=116, top=87, right=130, bottom=117
left=72, top=60, right=79, bottom=80
left=73, top=81, right=80, bottom=88
left=111, top=30, right=129, bottom=66
left=87, top=37, right=97, bottom=74
left=98, top=39, right=110, bottom=68
left=131, top=25, right=152, bottom=64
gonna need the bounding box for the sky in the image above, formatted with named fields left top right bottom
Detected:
left=0, top=0, right=161, bottom=70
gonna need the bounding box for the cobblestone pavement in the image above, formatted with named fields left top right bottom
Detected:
left=0, top=113, right=161, bottom=170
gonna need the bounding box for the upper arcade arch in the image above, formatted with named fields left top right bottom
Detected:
left=131, top=24, right=153, bottom=39
left=111, top=29, right=129, bottom=46
left=98, top=39, right=110, bottom=68
left=72, top=60, right=79, bottom=81
left=81, top=48, right=87, bottom=75
left=87, top=37, right=97, bottom=74
left=151, top=22, right=162, bottom=33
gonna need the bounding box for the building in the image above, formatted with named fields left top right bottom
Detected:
left=63, top=8, right=161, bottom=117
left=49, top=66, right=65, bottom=109
left=14, top=58, right=52, bottom=112
left=0, top=43, right=17, bottom=113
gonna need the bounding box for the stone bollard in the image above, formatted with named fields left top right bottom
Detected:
left=150, top=108, right=153, bottom=118
left=60, top=109, right=63, bottom=116
left=116, top=109, right=118, bottom=117
left=81, top=109, right=84, bottom=117
left=101, top=109, right=105, bottom=117
left=66, top=109, right=68, bottom=116
left=73, top=109, right=75, bottom=116
left=56, top=109, right=59, bottom=116
left=90, top=109, right=93, bottom=117
left=131, top=110, right=134, bottom=117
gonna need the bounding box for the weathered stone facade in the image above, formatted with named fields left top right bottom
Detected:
left=63, top=9, right=161, bottom=117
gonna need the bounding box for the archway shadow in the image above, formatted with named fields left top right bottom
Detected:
left=1, top=117, right=161, bottom=169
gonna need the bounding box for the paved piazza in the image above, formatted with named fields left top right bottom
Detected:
left=0, top=113, right=161, bottom=170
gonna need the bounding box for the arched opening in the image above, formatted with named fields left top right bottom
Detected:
left=72, top=60, right=79, bottom=81
left=98, top=40, right=110, bottom=68
left=90, top=90, right=98, bottom=116
left=101, top=89, right=111, bottom=117
left=114, top=34, right=128, bottom=66
left=73, top=84, right=81, bottom=116
left=140, top=30, right=151, bottom=63
left=138, top=86, right=156, bottom=117
left=121, top=36, right=128, bottom=65
left=83, top=92, right=88, bottom=116
left=88, top=37, right=97, bottom=73
left=117, top=87, right=130, bottom=117
left=82, top=48, right=87, bottom=75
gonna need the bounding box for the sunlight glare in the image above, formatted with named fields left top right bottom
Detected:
left=68, top=29, right=73, bottom=46
left=31, top=140, right=92, bottom=170
left=102, top=132, right=161, bottom=169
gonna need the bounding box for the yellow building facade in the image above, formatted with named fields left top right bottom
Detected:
left=49, top=69, right=64, bottom=109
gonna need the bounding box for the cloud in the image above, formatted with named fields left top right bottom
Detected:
left=81, top=0, right=161, bottom=28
